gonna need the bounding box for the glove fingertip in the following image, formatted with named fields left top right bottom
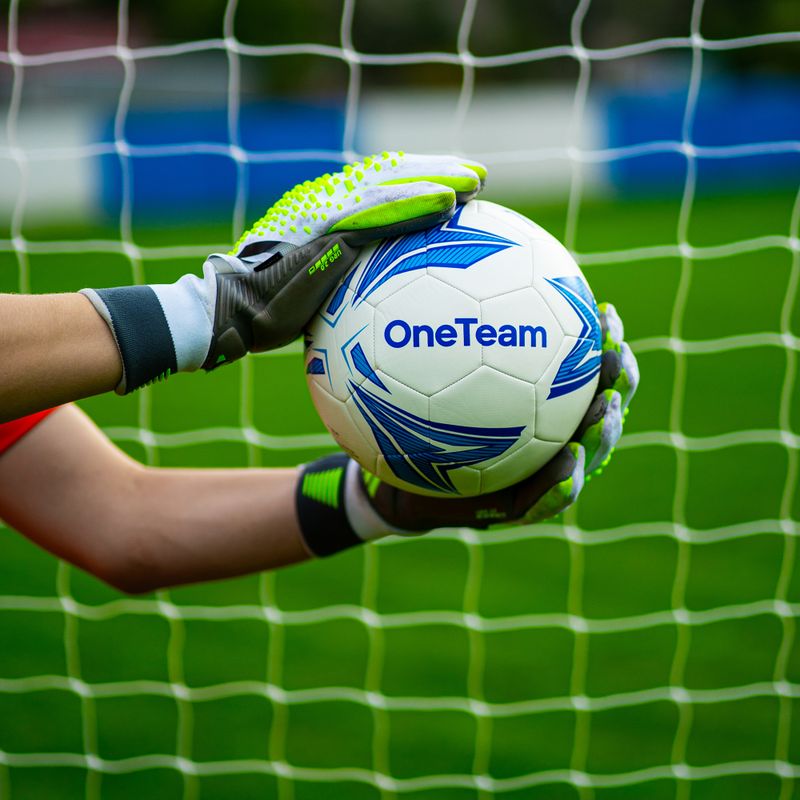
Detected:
left=567, top=440, right=584, bottom=462
left=460, top=161, right=487, bottom=182
left=525, top=448, right=585, bottom=524
left=599, top=301, right=624, bottom=344
left=559, top=442, right=585, bottom=502
left=598, top=348, right=622, bottom=392
left=583, top=390, right=623, bottom=474
left=585, top=446, right=615, bottom=482
left=618, top=341, right=640, bottom=406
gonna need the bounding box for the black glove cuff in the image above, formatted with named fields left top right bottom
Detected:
left=82, top=286, right=177, bottom=393
left=295, top=454, right=364, bottom=557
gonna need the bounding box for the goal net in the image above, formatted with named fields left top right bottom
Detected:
left=1, top=0, right=799, bottom=798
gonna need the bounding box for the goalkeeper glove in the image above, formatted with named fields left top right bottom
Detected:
left=81, top=152, right=487, bottom=393
left=295, top=303, right=639, bottom=556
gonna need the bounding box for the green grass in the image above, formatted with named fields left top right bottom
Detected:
left=1, top=190, right=799, bottom=799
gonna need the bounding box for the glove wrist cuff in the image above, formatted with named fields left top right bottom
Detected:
left=295, top=455, right=402, bottom=557
left=149, top=273, right=214, bottom=373
left=295, top=454, right=365, bottom=557
left=80, top=286, right=178, bottom=394
left=80, top=271, right=213, bottom=394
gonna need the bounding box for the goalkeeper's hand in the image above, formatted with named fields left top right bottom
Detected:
left=81, top=152, right=487, bottom=393
left=295, top=303, right=639, bottom=556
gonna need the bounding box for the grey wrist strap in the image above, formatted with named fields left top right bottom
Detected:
left=80, top=286, right=178, bottom=394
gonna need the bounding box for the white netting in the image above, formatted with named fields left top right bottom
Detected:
left=1, top=0, right=799, bottom=797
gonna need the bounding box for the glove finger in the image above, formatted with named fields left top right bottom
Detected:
left=597, top=347, right=622, bottom=393
left=599, top=301, right=624, bottom=347
left=450, top=158, right=487, bottom=202
left=573, top=389, right=609, bottom=443
left=378, top=154, right=487, bottom=203
left=327, top=181, right=456, bottom=241
left=459, top=158, right=488, bottom=184
left=345, top=152, right=486, bottom=191
left=231, top=153, right=485, bottom=260
left=615, top=341, right=640, bottom=411
left=522, top=442, right=586, bottom=525
left=365, top=468, right=518, bottom=532
left=579, top=389, right=623, bottom=475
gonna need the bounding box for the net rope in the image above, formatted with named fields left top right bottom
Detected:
left=1, top=0, right=799, bottom=795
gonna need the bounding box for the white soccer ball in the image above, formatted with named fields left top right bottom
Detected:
left=304, top=200, right=602, bottom=497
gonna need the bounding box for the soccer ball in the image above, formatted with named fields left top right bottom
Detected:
left=304, top=200, right=602, bottom=497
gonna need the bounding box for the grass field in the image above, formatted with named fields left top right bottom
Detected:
left=1, top=188, right=799, bottom=799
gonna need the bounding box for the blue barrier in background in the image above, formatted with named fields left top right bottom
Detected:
left=97, top=82, right=800, bottom=219
left=99, top=102, right=345, bottom=222
left=607, top=79, right=800, bottom=195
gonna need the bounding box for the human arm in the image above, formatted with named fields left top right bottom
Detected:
left=0, top=404, right=309, bottom=593
left=0, top=293, right=122, bottom=423
left=0, top=306, right=635, bottom=592
left=82, top=152, right=487, bottom=391
left=0, top=152, right=486, bottom=421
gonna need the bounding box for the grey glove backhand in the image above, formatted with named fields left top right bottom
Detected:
left=81, top=152, right=487, bottom=393
left=295, top=303, right=639, bottom=556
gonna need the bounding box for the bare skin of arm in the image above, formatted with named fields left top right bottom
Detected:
left=0, top=405, right=311, bottom=594
left=0, top=293, right=122, bottom=423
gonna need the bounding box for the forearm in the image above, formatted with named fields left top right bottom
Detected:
left=121, top=465, right=309, bottom=591
left=0, top=406, right=310, bottom=593
left=0, top=293, right=121, bottom=422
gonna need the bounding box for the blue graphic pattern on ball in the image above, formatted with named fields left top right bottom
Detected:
left=306, top=357, right=325, bottom=375
left=309, top=209, right=550, bottom=494
left=545, top=276, right=602, bottom=399
left=352, top=204, right=518, bottom=307
left=305, top=201, right=605, bottom=498
left=340, top=210, right=524, bottom=493
left=350, top=342, right=388, bottom=392
left=350, top=382, right=524, bottom=494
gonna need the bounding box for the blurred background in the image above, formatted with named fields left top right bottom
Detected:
left=1, top=0, right=799, bottom=798
left=2, top=0, right=800, bottom=224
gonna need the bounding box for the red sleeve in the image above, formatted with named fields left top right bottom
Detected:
left=0, top=408, right=58, bottom=455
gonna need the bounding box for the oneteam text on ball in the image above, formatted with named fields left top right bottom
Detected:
left=383, top=318, right=548, bottom=349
